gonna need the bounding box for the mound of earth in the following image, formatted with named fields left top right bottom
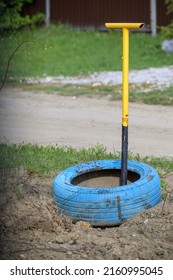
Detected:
left=0, top=170, right=173, bottom=260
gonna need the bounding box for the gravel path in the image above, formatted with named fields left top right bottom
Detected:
left=26, top=66, right=173, bottom=87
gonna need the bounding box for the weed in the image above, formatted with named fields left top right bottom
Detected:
left=12, top=185, right=24, bottom=200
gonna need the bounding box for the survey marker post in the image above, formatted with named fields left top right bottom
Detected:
left=105, top=23, right=144, bottom=186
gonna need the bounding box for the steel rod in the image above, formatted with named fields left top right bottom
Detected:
left=105, top=22, right=144, bottom=186
left=120, top=27, right=129, bottom=185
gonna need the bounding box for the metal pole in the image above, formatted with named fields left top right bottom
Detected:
left=105, top=22, right=144, bottom=185
left=150, top=0, right=157, bottom=36
left=45, top=0, right=50, bottom=27
left=120, top=28, right=129, bottom=185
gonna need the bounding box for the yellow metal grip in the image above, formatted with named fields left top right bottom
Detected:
left=105, top=23, right=144, bottom=127
left=122, top=28, right=129, bottom=127
left=105, top=22, right=144, bottom=185
left=105, top=23, right=144, bottom=29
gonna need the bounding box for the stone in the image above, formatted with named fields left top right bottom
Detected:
left=162, top=39, right=173, bottom=53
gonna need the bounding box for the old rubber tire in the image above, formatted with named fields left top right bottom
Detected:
left=52, top=160, right=161, bottom=226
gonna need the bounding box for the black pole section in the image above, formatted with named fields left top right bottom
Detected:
left=120, top=125, right=128, bottom=185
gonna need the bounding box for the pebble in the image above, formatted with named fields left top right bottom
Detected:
left=162, top=40, right=173, bottom=53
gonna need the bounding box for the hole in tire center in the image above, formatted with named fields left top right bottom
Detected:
left=72, top=169, right=140, bottom=188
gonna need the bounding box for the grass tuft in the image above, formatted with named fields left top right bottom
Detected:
left=0, top=143, right=172, bottom=179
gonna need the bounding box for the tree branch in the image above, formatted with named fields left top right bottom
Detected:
left=0, top=39, right=47, bottom=92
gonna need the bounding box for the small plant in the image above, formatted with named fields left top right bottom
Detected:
left=13, top=185, right=24, bottom=199
left=0, top=166, right=25, bottom=199
left=160, top=0, right=173, bottom=38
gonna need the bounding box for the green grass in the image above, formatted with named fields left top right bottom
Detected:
left=0, top=24, right=173, bottom=81
left=0, top=143, right=116, bottom=177
left=14, top=83, right=173, bottom=106
left=129, top=86, right=173, bottom=106
left=0, top=144, right=172, bottom=180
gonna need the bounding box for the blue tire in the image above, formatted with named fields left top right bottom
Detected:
left=52, top=160, right=162, bottom=226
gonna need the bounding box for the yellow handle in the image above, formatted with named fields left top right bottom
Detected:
left=105, top=23, right=144, bottom=29
left=122, top=28, right=129, bottom=127
left=105, top=23, right=144, bottom=127
left=105, top=22, right=144, bottom=185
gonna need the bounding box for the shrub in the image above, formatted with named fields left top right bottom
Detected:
left=0, top=0, right=44, bottom=33
left=160, top=0, right=173, bottom=38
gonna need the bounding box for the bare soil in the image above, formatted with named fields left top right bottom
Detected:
left=0, top=88, right=173, bottom=260
left=0, top=89, right=173, bottom=157
left=0, top=170, right=173, bottom=260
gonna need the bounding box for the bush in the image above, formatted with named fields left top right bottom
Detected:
left=165, top=0, right=173, bottom=13
left=160, top=0, right=173, bottom=38
left=0, top=0, right=44, bottom=33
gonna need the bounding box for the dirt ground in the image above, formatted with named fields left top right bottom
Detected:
left=0, top=88, right=173, bottom=260
left=0, top=89, right=173, bottom=157
left=0, top=170, right=173, bottom=260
